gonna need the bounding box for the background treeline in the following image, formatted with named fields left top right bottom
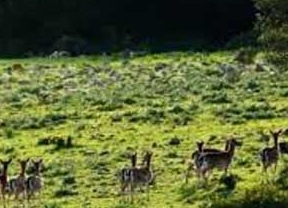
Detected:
left=0, top=0, right=286, bottom=56
left=0, top=0, right=256, bottom=56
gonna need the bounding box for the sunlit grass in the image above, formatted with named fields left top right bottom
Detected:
left=0, top=51, right=287, bottom=207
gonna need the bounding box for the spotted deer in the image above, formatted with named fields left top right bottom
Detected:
left=118, top=152, right=137, bottom=194
left=260, top=129, right=283, bottom=173
left=185, top=140, right=230, bottom=183
left=7, top=159, right=29, bottom=200
left=26, top=159, right=43, bottom=200
left=0, top=159, right=12, bottom=201
left=197, top=138, right=242, bottom=181
left=130, top=151, right=154, bottom=195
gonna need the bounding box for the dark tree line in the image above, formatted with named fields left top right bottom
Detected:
left=0, top=0, right=256, bottom=56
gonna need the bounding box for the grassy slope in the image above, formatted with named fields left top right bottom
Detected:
left=0, top=51, right=288, bottom=208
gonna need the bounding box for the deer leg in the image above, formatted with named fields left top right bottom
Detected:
left=129, top=183, right=135, bottom=204
left=184, top=165, right=191, bottom=184
left=274, top=162, right=278, bottom=173
left=14, top=189, right=19, bottom=200
left=146, top=183, right=150, bottom=201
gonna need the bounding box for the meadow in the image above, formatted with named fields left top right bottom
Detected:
left=0, top=51, right=288, bottom=208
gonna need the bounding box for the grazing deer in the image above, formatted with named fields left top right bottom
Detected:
left=7, top=159, right=29, bottom=200
left=0, top=159, right=12, bottom=202
left=185, top=140, right=230, bottom=183
left=197, top=138, right=242, bottom=181
left=260, top=129, right=283, bottom=173
left=26, top=159, right=43, bottom=200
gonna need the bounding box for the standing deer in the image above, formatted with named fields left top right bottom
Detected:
left=260, top=129, right=283, bottom=173
left=7, top=159, right=29, bottom=200
left=26, top=159, right=43, bottom=200
left=118, top=152, right=137, bottom=195
left=185, top=140, right=230, bottom=183
left=129, top=151, right=154, bottom=199
left=0, top=159, right=12, bottom=202
left=197, top=138, right=242, bottom=181
left=118, top=151, right=153, bottom=201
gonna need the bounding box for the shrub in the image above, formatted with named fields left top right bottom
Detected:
left=44, top=203, right=61, bottom=208
left=54, top=188, right=78, bottom=198
left=62, top=175, right=76, bottom=185
left=3, top=128, right=14, bottom=139
left=202, top=92, right=231, bottom=104
left=211, top=184, right=288, bottom=208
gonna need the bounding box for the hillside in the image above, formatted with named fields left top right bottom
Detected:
left=0, top=52, right=288, bottom=208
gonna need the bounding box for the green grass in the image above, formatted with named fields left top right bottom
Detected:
left=0, top=51, right=288, bottom=207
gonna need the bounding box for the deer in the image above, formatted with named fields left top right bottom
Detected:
left=118, top=152, right=137, bottom=195
left=129, top=151, right=154, bottom=199
left=185, top=140, right=230, bottom=183
left=0, top=159, right=12, bottom=202
left=260, top=129, right=283, bottom=173
left=6, top=159, right=30, bottom=200
left=197, top=138, right=242, bottom=181
left=26, top=159, right=43, bottom=200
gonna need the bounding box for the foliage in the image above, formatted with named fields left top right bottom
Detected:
left=0, top=0, right=255, bottom=55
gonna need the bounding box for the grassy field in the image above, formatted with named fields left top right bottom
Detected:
left=0, top=51, right=288, bottom=208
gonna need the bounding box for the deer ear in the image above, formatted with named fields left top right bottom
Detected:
left=278, top=129, right=283, bottom=134
left=38, top=158, right=43, bottom=163
left=8, top=158, right=12, bottom=164
left=26, top=158, right=30, bottom=163
left=269, top=130, right=274, bottom=135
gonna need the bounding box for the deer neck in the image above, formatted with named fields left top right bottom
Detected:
left=19, top=170, right=25, bottom=177
left=131, top=155, right=137, bottom=168
left=146, top=158, right=151, bottom=170
left=224, top=141, right=230, bottom=151
left=227, top=143, right=236, bottom=157
left=34, top=169, right=41, bottom=176
left=273, top=136, right=279, bottom=150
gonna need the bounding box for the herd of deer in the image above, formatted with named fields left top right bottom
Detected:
left=118, top=129, right=287, bottom=199
left=0, top=158, right=43, bottom=203
left=0, top=129, right=284, bottom=203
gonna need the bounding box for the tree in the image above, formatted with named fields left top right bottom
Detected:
left=254, top=0, right=288, bottom=50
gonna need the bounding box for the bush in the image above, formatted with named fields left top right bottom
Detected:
left=255, top=0, right=288, bottom=51
left=54, top=188, right=78, bottom=198
left=62, top=175, right=76, bottom=185
left=211, top=184, right=288, bottom=208
left=202, top=92, right=231, bottom=104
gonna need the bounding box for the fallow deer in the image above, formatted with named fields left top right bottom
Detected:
left=130, top=151, right=154, bottom=198
left=185, top=140, right=230, bottom=183
left=260, top=129, right=283, bottom=173
left=197, top=138, right=242, bottom=181
left=26, top=159, right=43, bottom=200
left=118, top=152, right=137, bottom=195
left=0, top=159, right=12, bottom=202
left=7, top=159, right=29, bottom=200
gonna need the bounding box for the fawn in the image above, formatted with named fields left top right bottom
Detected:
left=0, top=159, right=12, bottom=202
left=26, top=159, right=43, bottom=200
left=7, top=159, right=29, bottom=200
left=197, top=138, right=242, bottom=181
left=260, top=129, right=283, bottom=173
